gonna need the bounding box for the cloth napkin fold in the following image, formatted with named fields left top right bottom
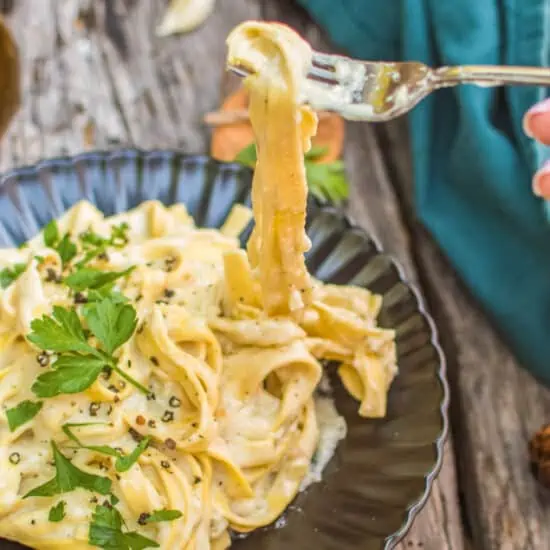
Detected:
left=298, top=0, right=550, bottom=383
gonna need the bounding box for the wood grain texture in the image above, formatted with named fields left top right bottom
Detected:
left=382, top=118, right=550, bottom=550
left=0, top=0, right=464, bottom=548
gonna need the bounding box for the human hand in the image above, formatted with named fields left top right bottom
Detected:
left=523, top=98, right=550, bottom=198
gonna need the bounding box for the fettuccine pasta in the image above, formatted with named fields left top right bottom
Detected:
left=0, top=21, right=396, bottom=550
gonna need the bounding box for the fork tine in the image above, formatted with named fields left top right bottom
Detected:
left=308, top=65, right=341, bottom=84
left=227, top=57, right=340, bottom=84
left=311, top=51, right=339, bottom=70
left=228, top=63, right=253, bottom=78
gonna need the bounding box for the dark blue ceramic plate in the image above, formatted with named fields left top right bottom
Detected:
left=0, top=150, right=448, bottom=550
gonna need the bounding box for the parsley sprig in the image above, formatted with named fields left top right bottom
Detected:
left=48, top=500, right=66, bottom=522
left=43, top=219, right=130, bottom=272
left=0, top=263, right=26, bottom=289
left=89, top=503, right=159, bottom=550
left=24, top=441, right=112, bottom=498
left=76, top=222, right=130, bottom=268
left=63, top=423, right=151, bottom=473
left=65, top=267, right=135, bottom=294
left=235, top=143, right=349, bottom=203
left=143, top=509, right=182, bottom=523
left=115, top=437, right=151, bottom=473
left=2, top=220, right=131, bottom=292
left=6, top=400, right=43, bottom=431
left=43, top=220, right=77, bottom=268
left=28, top=297, right=148, bottom=397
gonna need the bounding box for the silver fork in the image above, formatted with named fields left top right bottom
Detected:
left=229, top=52, right=550, bottom=122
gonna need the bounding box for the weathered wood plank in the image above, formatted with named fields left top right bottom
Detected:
left=0, top=1, right=464, bottom=548
left=91, top=0, right=261, bottom=152
left=382, top=118, right=550, bottom=549
left=0, top=0, right=131, bottom=167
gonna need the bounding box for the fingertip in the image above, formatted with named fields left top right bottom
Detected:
left=533, top=161, right=550, bottom=198
left=524, top=98, right=550, bottom=144
left=525, top=114, right=550, bottom=146
left=523, top=112, right=535, bottom=138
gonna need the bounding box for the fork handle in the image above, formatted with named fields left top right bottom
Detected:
left=434, top=65, right=550, bottom=87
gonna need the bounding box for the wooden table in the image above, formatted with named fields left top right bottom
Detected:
left=2, top=1, right=550, bottom=548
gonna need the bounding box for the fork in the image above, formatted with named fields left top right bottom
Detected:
left=229, top=52, right=550, bottom=122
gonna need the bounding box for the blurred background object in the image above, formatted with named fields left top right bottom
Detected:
left=156, top=0, right=216, bottom=37
left=0, top=14, right=19, bottom=140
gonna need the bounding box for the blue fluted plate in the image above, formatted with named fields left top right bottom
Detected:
left=0, top=149, right=448, bottom=550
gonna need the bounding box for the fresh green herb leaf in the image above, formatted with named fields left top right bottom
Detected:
left=43, top=220, right=59, bottom=248
left=18, top=242, right=29, bottom=250
left=115, top=436, right=150, bottom=473
left=235, top=143, right=349, bottom=203
left=76, top=224, right=130, bottom=269
left=80, top=231, right=106, bottom=248
left=27, top=306, right=95, bottom=355
left=234, top=143, right=257, bottom=168
left=93, top=503, right=123, bottom=530
left=62, top=423, right=150, bottom=472
left=65, top=267, right=135, bottom=292
left=80, top=223, right=129, bottom=250
left=304, top=145, right=329, bottom=161
left=43, top=219, right=78, bottom=268
left=89, top=504, right=159, bottom=550
left=78, top=240, right=107, bottom=268
left=34, top=255, right=45, bottom=264
left=32, top=354, right=107, bottom=397
left=110, top=223, right=130, bottom=247
left=0, top=263, right=26, bottom=289
left=110, top=494, right=119, bottom=506
left=305, top=160, right=349, bottom=203
left=24, top=441, right=112, bottom=498
left=110, top=291, right=130, bottom=304
left=48, top=500, right=66, bottom=522
left=6, top=400, right=43, bottom=431
left=75, top=248, right=106, bottom=269
left=144, top=509, right=182, bottom=523
left=87, top=288, right=129, bottom=304
left=235, top=143, right=330, bottom=165
left=28, top=298, right=146, bottom=398
left=57, top=234, right=78, bottom=267
left=62, top=423, right=120, bottom=457
left=86, top=284, right=114, bottom=302
left=84, top=297, right=137, bottom=355
left=111, top=365, right=150, bottom=395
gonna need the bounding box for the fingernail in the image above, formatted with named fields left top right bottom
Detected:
left=527, top=97, right=550, bottom=116
left=524, top=98, right=550, bottom=138
left=533, top=160, right=550, bottom=197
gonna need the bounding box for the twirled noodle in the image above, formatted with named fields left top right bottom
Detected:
left=227, top=21, right=317, bottom=316
left=0, top=20, right=397, bottom=550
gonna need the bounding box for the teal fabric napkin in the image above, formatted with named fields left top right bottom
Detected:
left=298, top=0, right=550, bottom=383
